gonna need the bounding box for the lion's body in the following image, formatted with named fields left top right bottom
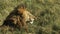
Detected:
left=2, top=4, right=36, bottom=32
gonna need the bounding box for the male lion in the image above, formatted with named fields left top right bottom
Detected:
left=2, top=4, right=36, bottom=32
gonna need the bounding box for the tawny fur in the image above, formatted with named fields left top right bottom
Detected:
left=1, top=4, right=36, bottom=32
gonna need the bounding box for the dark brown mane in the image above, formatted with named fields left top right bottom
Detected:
left=2, top=5, right=22, bottom=28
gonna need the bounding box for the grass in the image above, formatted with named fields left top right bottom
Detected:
left=0, top=0, right=60, bottom=34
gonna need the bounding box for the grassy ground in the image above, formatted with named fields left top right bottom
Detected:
left=0, top=0, right=60, bottom=34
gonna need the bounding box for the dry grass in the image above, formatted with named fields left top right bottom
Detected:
left=0, top=0, right=60, bottom=34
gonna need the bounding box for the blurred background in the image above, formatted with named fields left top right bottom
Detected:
left=0, top=0, right=60, bottom=34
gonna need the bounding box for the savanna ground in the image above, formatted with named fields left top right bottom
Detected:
left=0, top=0, right=60, bottom=34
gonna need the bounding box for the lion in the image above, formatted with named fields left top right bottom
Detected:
left=1, top=4, right=36, bottom=32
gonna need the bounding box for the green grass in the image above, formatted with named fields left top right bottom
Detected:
left=0, top=0, right=60, bottom=34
